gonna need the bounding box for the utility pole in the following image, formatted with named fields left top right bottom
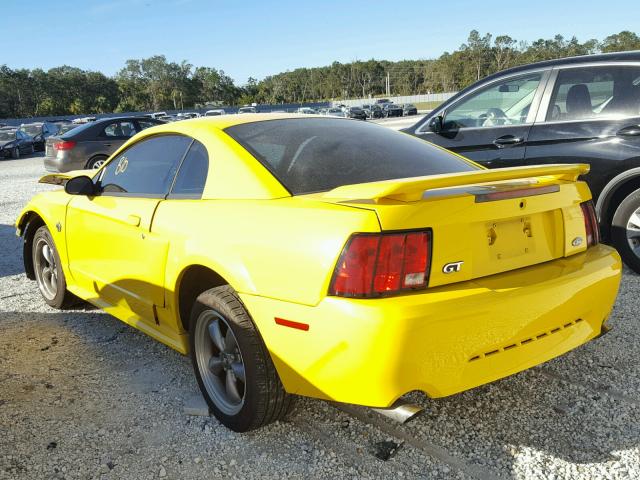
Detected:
left=386, top=72, right=390, bottom=96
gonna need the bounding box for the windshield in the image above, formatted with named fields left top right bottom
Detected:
left=0, top=130, right=16, bottom=141
left=225, top=118, right=477, bottom=195
left=20, top=124, right=41, bottom=136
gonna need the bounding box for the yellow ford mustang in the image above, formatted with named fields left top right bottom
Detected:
left=17, top=114, right=621, bottom=431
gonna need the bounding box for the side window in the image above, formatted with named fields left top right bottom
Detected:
left=546, top=66, right=640, bottom=121
left=444, top=73, right=542, bottom=129
left=170, top=140, right=209, bottom=198
left=98, top=135, right=192, bottom=196
left=138, top=120, right=159, bottom=130
left=101, top=121, right=137, bottom=138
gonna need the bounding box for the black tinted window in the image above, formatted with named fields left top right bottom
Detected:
left=98, top=135, right=192, bottom=196
left=547, top=66, right=640, bottom=121
left=171, top=140, right=209, bottom=197
left=225, top=118, right=477, bottom=195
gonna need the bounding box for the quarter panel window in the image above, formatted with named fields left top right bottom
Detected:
left=444, top=73, right=542, bottom=129
left=98, top=135, right=192, bottom=196
left=171, top=140, right=209, bottom=197
left=546, top=66, right=640, bottom=121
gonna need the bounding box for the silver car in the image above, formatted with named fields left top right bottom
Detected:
left=43, top=117, right=163, bottom=172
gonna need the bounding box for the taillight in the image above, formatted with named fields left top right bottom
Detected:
left=580, top=200, right=600, bottom=247
left=330, top=230, right=431, bottom=297
left=53, top=140, right=76, bottom=151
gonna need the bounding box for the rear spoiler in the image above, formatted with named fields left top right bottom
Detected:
left=39, top=169, right=97, bottom=186
left=323, top=164, right=590, bottom=202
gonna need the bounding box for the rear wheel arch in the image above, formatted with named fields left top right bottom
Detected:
left=19, top=211, right=46, bottom=280
left=597, top=168, right=640, bottom=240
left=176, top=265, right=231, bottom=333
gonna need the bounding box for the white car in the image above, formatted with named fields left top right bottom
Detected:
left=205, top=109, right=226, bottom=116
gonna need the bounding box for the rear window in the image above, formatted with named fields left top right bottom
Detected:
left=225, top=118, right=477, bottom=195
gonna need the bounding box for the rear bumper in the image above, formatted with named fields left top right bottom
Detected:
left=240, top=244, right=621, bottom=407
left=43, top=153, right=83, bottom=172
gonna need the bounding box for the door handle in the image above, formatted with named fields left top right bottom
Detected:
left=125, top=214, right=141, bottom=227
left=103, top=143, right=112, bottom=147
left=617, top=125, right=640, bottom=137
left=493, top=135, right=524, bottom=148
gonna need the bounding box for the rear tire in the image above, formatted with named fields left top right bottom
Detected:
left=611, top=187, right=640, bottom=273
left=189, top=285, right=293, bottom=432
left=86, top=155, right=107, bottom=169
left=32, top=226, right=78, bottom=309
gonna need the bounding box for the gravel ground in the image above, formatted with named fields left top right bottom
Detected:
left=1, top=154, right=639, bottom=480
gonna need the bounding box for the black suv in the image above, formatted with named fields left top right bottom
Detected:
left=404, top=51, right=640, bottom=272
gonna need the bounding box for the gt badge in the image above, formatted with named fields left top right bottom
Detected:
left=443, top=261, right=464, bottom=274
left=115, top=156, right=128, bottom=175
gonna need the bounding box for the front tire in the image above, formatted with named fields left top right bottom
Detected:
left=611, top=187, right=640, bottom=273
left=189, top=285, right=292, bottom=432
left=11, top=147, right=19, bottom=159
left=32, top=226, right=77, bottom=308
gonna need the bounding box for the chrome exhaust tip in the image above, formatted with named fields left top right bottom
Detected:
left=372, top=400, right=424, bottom=424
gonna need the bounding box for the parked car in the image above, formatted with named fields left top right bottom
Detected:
left=72, top=116, right=96, bottom=124
left=345, top=106, right=367, bottom=120
left=325, top=107, right=346, bottom=117
left=364, top=104, right=384, bottom=119
left=0, top=128, right=34, bottom=158
left=404, top=51, right=640, bottom=271
left=383, top=103, right=403, bottom=117
left=149, top=112, right=167, bottom=120
left=43, top=116, right=164, bottom=171
left=296, top=107, right=317, bottom=114
left=375, top=98, right=391, bottom=106
left=237, top=106, right=258, bottom=114
left=205, top=109, right=226, bottom=116
left=19, top=122, right=59, bottom=151
left=403, top=104, right=418, bottom=116
left=18, top=115, right=620, bottom=433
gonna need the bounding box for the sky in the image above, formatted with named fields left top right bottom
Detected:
left=5, top=0, right=640, bottom=84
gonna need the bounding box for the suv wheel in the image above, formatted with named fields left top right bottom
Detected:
left=611, top=187, right=640, bottom=273
left=189, top=285, right=292, bottom=432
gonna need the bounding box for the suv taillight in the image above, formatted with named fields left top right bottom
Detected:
left=329, top=231, right=431, bottom=297
left=53, top=140, right=76, bottom=151
left=581, top=200, right=600, bottom=247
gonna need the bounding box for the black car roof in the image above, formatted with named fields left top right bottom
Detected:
left=482, top=50, right=640, bottom=83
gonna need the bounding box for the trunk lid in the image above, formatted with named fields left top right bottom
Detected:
left=316, top=164, right=591, bottom=288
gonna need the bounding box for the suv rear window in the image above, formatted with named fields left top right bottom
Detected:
left=225, top=118, right=477, bottom=195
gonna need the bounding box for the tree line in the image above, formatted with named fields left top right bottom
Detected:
left=1, top=30, right=639, bottom=119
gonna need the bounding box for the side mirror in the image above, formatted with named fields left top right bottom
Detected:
left=429, top=115, right=443, bottom=134
left=65, top=175, right=96, bottom=196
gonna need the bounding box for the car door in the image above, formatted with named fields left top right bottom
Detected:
left=90, top=120, right=139, bottom=158
left=65, top=134, right=193, bottom=323
left=525, top=63, right=640, bottom=200
left=412, top=70, right=550, bottom=168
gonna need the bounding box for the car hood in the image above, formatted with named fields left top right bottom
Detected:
left=0, top=140, right=13, bottom=148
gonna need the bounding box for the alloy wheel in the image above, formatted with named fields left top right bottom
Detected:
left=91, top=159, right=106, bottom=169
left=194, top=310, right=246, bottom=415
left=34, top=237, right=58, bottom=300
left=626, top=208, right=640, bottom=257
